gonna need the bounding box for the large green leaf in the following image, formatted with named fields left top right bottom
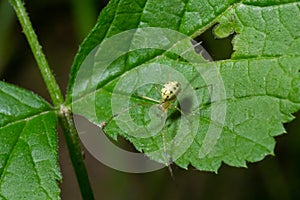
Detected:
left=0, top=82, right=61, bottom=199
left=66, top=0, right=236, bottom=101
left=68, top=0, right=300, bottom=172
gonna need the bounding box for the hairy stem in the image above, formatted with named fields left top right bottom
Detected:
left=8, top=0, right=63, bottom=106
left=9, top=0, right=95, bottom=199
left=58, top=106, right=94, bottom=200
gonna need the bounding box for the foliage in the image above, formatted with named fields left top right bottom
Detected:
left=1, top=0, right=300, bottom=199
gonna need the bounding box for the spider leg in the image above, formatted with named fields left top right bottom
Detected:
left=139, top=95, right=160, bottom=104
left=100, top=102, right=151, bottom=129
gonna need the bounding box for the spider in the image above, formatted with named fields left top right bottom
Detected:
left=100, top=81, right=184, bottom=175
left=100, top=81, right=182, bottom=152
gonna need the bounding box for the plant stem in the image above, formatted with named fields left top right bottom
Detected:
left=8, top=0, right=63, bottom=107
left=9, top=0, right=95, bottom=199
left=58, top=106, right=95, bottom=200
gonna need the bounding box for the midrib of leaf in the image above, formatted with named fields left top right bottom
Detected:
left=69, top=53, right=297, bottom=108
left=0, top=110, right=53, bottom=134
left=0, top=82, right=52, bottom=127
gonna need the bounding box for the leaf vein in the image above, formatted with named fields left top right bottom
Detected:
left=23, top=139, right=52, bottom=199
left=0, top=121, right=26, bottom=187
left=200, top=116, right=272, bottom=156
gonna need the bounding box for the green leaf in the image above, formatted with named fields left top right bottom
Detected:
left=0, top=82, right=61, bottom=200
left=69, top=0, right=300, bottom=172
left=66, top=0, right=236, bottom=102
left=214, top=1, right=300, bottom=58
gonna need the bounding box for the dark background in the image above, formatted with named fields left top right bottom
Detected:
left=1, top=0, right=299, bottom=199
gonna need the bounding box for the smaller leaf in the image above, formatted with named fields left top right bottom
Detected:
left=0, top=82, right=50, bottom=127
left=0, top=82, right=61, bottom=200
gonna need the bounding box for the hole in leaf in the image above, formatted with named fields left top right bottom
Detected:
left=194, top=25, right=234, bottom=61
left=108, top=134, right=139, bottom=153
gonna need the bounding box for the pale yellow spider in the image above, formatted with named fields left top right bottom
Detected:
left=100, top=81, right=182, bottom=175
